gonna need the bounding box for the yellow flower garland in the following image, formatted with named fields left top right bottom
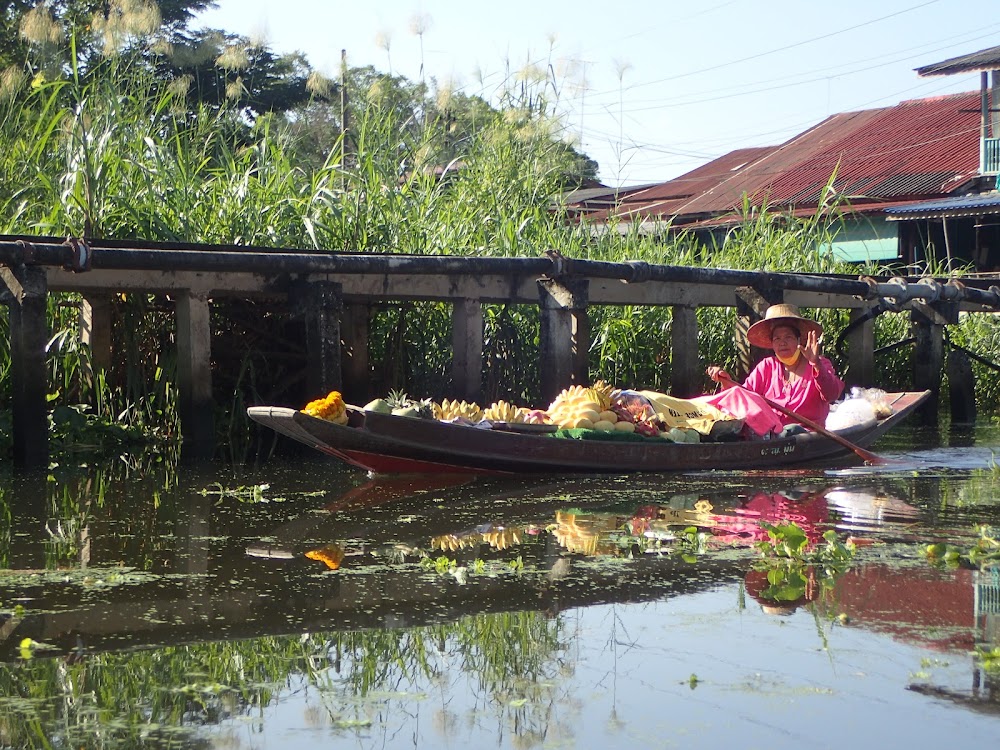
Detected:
left=302, top=390, right=348, bottom=424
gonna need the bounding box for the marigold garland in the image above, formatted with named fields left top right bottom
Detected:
left=302, top=390, right=348, bottom=424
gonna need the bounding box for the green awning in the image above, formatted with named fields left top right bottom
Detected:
left=825, top=218, right=898, bottom=263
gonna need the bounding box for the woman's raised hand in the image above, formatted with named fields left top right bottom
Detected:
left=800, top=329, right=820, bottom=367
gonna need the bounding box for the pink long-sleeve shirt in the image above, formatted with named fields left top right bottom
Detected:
left=743, top=356, right=845, bottom=427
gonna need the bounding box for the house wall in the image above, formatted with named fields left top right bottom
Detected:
left=826, top=216, right=899, bottom=263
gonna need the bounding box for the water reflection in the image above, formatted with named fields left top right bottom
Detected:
left=1, top=470, right=996, bottom=657
left=1, top=459, right=1000, bottom=747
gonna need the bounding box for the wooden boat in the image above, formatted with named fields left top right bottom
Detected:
left=248, top=390, right=931, bottom=475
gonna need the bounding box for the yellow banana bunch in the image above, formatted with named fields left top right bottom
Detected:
left=483, top=400, right=527, bottom=423
left=432, top=533, right=476, bottom=551
left=434, top=399, right=484, bottom=422
left=481, top=527, right=522, bottom=550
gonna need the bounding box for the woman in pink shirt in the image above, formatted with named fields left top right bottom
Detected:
left=702, top=304, right=845, bottom=437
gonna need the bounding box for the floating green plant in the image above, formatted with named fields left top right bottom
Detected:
left=977, top=646, right=1000, bottom=673
left=925, top=524, right=1000, bottom=568
left=756, top=523, right=855, bottom=564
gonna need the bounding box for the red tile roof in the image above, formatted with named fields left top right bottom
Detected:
left=588, top=91, right=983, bottom=227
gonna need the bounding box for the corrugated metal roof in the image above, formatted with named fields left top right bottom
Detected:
left=584, top=147, right=776, bottom=222
left=884, top=191, right=1000, bottom=220
left=680, top=199, right=922, bottom=231
left=915, top=45, right=1000, bottom=77
left=586, top=91, right=983, bottom=225
left=561, top=183, right=661, bottom=220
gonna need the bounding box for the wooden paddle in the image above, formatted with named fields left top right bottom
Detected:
left=716, top=374, right=886, bottom=466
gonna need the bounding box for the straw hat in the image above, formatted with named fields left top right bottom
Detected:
left=746, top=303, right=824, bottom=349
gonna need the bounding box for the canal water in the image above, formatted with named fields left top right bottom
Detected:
left=1, top=422, right=1000, bottom=748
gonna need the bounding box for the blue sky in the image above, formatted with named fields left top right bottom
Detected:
left=196, top=0, right=999, bottom=187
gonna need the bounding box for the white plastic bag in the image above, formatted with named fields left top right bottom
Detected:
left=825, top=398, right=877, bottom=431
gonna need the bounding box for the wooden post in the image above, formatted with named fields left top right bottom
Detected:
left=538, top=278, right=589, bottom=404
left=176, top=290, right=214, bottom=460
left=734, top=286, right=781, bottom=379
left=451, top=298, right=484, bottom=403
left=846, top=307, right=874, bottom=388
left=0, top=264, right=49, bottom=468
left=303, top=280, right=343, bottom=398
left=80, top=295, right=112, bottom=390
left=911, top=303, right=946, bottom=425
left=670, top=305, right=701, bottom=397
left=341, top=302, right=372, bottom=405
left=947, top=348, right=976, bottom=426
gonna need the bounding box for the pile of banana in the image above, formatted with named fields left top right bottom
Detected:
left=386, top=379, right=664, bottom=435
left=435, top=398, right=531, bottom=424
left=482, top=400, right=528, bottom=423
left=434, top=399, right=484, bottom=422
left=552, top=511, right=622, bottom=556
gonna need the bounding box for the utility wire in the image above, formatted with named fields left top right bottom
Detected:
left=590, top=25, right=1000, bottom=111
left=591, top=0, right=943, bottom=96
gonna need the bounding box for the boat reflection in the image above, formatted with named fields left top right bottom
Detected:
left=250, top=474, right=996, bottom=660
left=249, top=476, right=926, bottom=566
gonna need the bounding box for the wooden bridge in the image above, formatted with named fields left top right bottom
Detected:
left=3, top=234, right=1000, bottom=467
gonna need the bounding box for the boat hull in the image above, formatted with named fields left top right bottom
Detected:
left=248, top=391, right=930, bottom=475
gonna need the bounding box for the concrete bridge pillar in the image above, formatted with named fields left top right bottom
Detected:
left=538, top=278, right=589, bottom=405
left=176, top=290, right=214, bottom=460
left=451, top=298, right=484, bottom=403
left=302, top=280, right=343, bottom=399
left=670, top=305, right=701, bottom=398
left=341, top=302, right=372, bottom=405
left=1, top=264, right=50, bottom=468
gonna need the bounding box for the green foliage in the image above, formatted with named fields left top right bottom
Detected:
left=749, top=521, right=856, bottom=612
left=977, top=646, right=1000, bottom=673
left=756, top=522, right=855, bottom=564
left=925, top=525, right=1000, bottom=568
left=755, top=564, right=813, bottom=603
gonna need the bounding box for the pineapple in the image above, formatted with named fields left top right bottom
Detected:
left=385, top=389, right=435, bottom=419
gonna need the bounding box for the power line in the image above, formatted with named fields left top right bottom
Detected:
left=591, top=0, right=943, bottom=97
left=583, top=24, right=1000, bottom=110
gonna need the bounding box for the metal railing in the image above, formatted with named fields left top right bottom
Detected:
left=981, top=137, right=1000, bottom=175
left=975, top=567, right=1000, bottom=616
